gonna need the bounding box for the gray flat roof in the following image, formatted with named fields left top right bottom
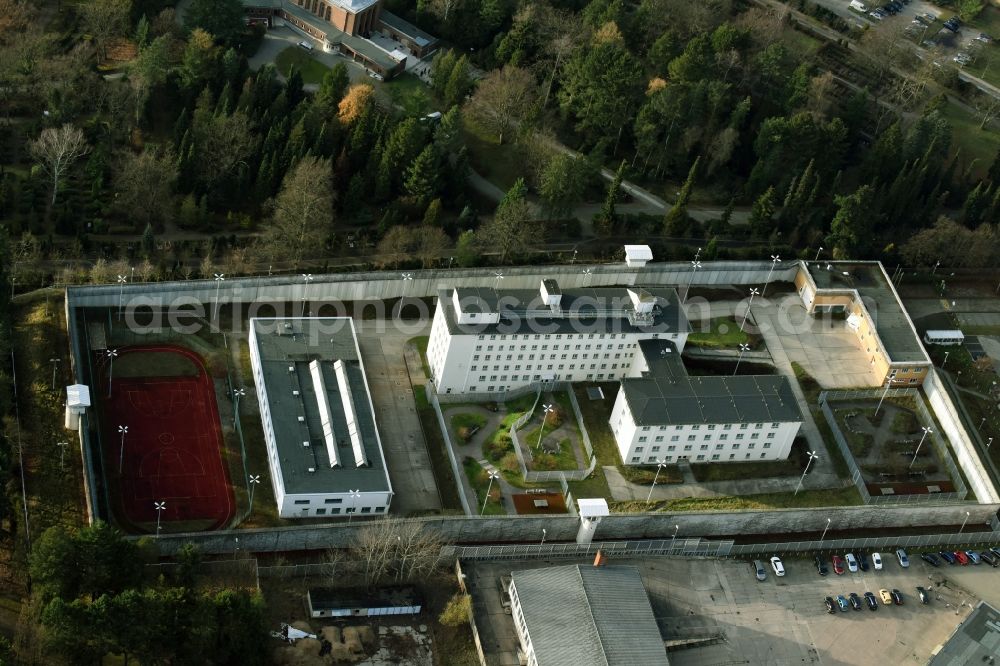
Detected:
left=510, top=564, right=669, bottom=666
left=379, top=10, right=437, bottom=47
left=805, top=261, right=928, bottom=364
left=251, top=318, right=390, bottom=495
left=440, top=285, right=690, bottom=337
left=621, top=339, right=802, bottom=426
left=929, top=601, right=1000, bottom=665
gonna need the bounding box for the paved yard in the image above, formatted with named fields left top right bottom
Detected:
left=466, top=553, right=995, bottom=666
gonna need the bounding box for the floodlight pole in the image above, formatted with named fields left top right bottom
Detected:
left=49, top=357, right=60, bottom=390
left=740, top=288, right=760, bottom=333
left=213, top=273, right=225, bottom=326
left=671, top=524, right=680, bottom=551
left=106, top=349, right=118, bottom=398
left=248, top=474, right=260, bottom=519
left=493, top=271, right=504, bottom=293
left=536, top=404, right=554, bottom=451
left=733, top=343, right=751, bottom=376
left=820, top=517, right=831, bottom=543
left=910, top=427, right=932, bottom=469
left=761, top=255, right=780, bottom=298
left=481, top=471, right=500, bottom=516
left=233, top=387, right=245, bottom=427
left=582, top=268, right=593, bottom=287
left=988, top=437, right=993, bottom=449
left=398, top=272, right=413, bottom=318
left=302, top=273, right=313, bottom=316
left=959, top=510, right=970, bottom=534
left=154, top=501, right=166, bottom=538
left=683, top=258, right=702, bottom=303
left=942, top=351, right=950, bottom=369
left=57, top=442, right=68, bottom=470
left=814, top=246, right=824, bottom=262
left=117, top=274, right=127, bottom=319
left=874, top=372, right=897, bottom=418
left=794, top=451, right=819, bottom=496
left=348, top=489, right=362, bottom=524
left=646, top=461, right=667, bottom=503
left=540, top=528, right=547, bottom=546
left=118, top=425, right=128, bottom=473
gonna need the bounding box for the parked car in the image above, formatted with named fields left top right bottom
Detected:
left=771, top=555, right=785, bottom=576
left=981, top=551, right=998, bottom=567
left=921, top=553, right=941, bottom=567
left=939, top=551, right=957, bottom=565
left=916, top=586, right=930, bottom=604
left=891, top=589, right=904, bottom=605
left=990, top=547, right=1000, bottom=560
left=976, top=33, right=994, bottom=43
left=865, top=591, right=879, bottom=610
left=832, top=555, right=846, bottom=575
left=752, top=560, right=768, bottom=581
left=825, top=596, right=836, bottom=613
left=815, top=555, right=829, bottom=576
left=966, top=550, right=981, bottom=564
left=837, top=595, right=850, bottom=611
left=896, top=549, right=910, bottom=568
left=870, top=9, right=885, bottom=20
left=955, top=551, right=970, bottom=565
left=879, top=588, right=894, bottom=605
left=849, top=592, right=862, bottom=611
left=858, top=552, right=870, bottom=572
left=846, top=553, right=860, bottom=573
left=872, top=552, right=883, bottom=570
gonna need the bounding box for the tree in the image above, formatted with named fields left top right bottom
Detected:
left=179, top=28, right=217, bottom=91
left=416, top=226, right=449, bottom=268
left=30, top=124, right=90, bottom=208
left=338, top=83, right=375, bottom=125
left=828, top=185, right=876, bottom=258
left=422, top=198, right=443, bottom=227
left=130, top=35, right=171, bottom=125
left=443, top=55, right=471, bottom=107
left=664, top=156, right=700, bottom=236
left=404, top=145, right=442, bottom=206
left=438, top=594, right=471, bottom=627
left=350, top=518, right=447, bottom=586
left=80, top=0, right=131, bottom=61
left=957, top=0, right=985, bottom=21
left=454, top=229, right=478, bottom=267
left=595, top=160, right=625, bottom=236
left=467, top=65, right=536, bottom=145
left=748, top=186, right=777, bottom=238
left=377, top=226, right=417, bottom=267
left=184, top=0, right=245, bottom=43
left=477, top=178, right=534, bottom=262
left=539, top=152, right=586, bottom=219
left=265, top=156, right=335, bottom=265
left=113, top=148, right=177, bottom=227
left=315, top=64, right=350, bottom=114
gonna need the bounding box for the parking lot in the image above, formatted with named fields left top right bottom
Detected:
left=466, top=552, right=1000, bottom=665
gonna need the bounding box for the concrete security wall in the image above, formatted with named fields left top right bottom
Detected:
left=148, top=503, right=1000, bottom=556
left=65, top=260, right=801, bottom=309
left=924, top=370, right=1000, bottom=503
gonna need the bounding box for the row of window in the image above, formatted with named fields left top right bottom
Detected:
left=478, top=332, right=636, bottom=341
left=639, top=422, right=781, bottom=431
left=471, top=374, right=614, bottom=392
left=636, top=442, right=773, bottom=453
left=638, top=432, right=776, bottom=443
left=476, top=363, right=619, bottom=380
left=476, top=343, right=635, bottom=353
left=473, top=351, right=631, bottom=362
left=632, top=452, right=771, bottom=462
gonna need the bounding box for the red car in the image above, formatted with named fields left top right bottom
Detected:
left=954, top=551, right=970, bottom=565
left=832, top=555, right=845, bottom=575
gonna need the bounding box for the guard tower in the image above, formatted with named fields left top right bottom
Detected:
left=576, top=498, right=609, bottom=544
left=624, top=245, right=653, bottom=269
left=64, top=384, right=91, bottom=430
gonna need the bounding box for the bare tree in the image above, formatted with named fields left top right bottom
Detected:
left=30, top=124, right=90, bottom=208
left=973, top=91, right=1000, bottom=129
left=113, top=147, right=177, bottom=227
left=350, top=518, right=448, bottom=588
left=806, top=71, right=837, bottom=119
left=422, top=0, right=458, bottom=21
left=466, top=66, right=537, bottom=145
left=265, top=156, right=335, bottom=266
left=376, top=225, right=417, bottom=268
left=79, top=0, right=131, bottom=62
left=416, top=227, right=449, bottom=268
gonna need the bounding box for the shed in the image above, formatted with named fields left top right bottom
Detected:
left=65, top=384, right=92, bottom=431
left=306, top=586, right=422, bottom=618
left=624, top=245, right=653, bottom=268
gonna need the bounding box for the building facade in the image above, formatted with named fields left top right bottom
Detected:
left=609, top=340, right=802, bottom=465
left=248, top=317, right=393, bottom=518
left=427, top=280, right=690, bottom=395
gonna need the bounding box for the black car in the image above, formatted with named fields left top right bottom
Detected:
left=991, top=547, right=1000, bottom=560
left=815, top=555, right=829, bottom=576
left=891, top=589, right=904, bottom=605
left=982, top=551, right=999, bottom=567
left=916, top=586, right=930, bottom=604
left=921, top=552, right=941, bottom=567
left=939, top=550, right=957, bottom=564
left=858, top=552, right=870, bottom=572
left=864, top=591, right=879, bottom=610
left=849, top=592, right=862, bottom=611
left=825, top=596, right=836, bottom=613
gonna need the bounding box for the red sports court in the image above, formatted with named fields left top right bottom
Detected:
left=99, top=345, right=234, bottom=531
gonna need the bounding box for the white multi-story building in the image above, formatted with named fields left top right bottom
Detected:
left=610, top=339, right=802, bottom=465
left=427, top=279, right=690, bottom=395
left=248, top=317, right=393, bottom=518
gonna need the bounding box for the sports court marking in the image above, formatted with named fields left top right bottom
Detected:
left=99, top=345, right=234, bottom=531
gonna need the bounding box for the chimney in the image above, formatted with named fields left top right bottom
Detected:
left=593, top=550, right=606, bottom=567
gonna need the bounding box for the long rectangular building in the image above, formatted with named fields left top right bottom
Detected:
left=427, top=280, right=691, bottom=395
left=248, top=317, right=392, bottom=518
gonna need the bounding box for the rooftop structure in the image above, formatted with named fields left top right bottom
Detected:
left=248, top=317, right=392, bottom=518
left=795, top=261, right=931, bottom=386
left=508, top=564, right=669, bottom=666
left=624, top=245, right=654, bottom=268
left=306, top=586, right=422, bottom=618
left=929, top=601, right=1000, bottom=665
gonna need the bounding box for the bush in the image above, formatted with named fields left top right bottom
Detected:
left=438, top=594, right=471, bottom=627
left=500, top=452, right=520, bottom=474
left=544, top=406, right=564, bottom=428
left=485, top=434, right=513, bottom=461
left=533, top=453, right=558, bottom=470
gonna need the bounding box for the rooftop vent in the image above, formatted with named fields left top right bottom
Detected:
left=307, top=467, right=315, bottom=473
left=302, top=441, right=310, bottom=447
left=298, top=416, right=305, bottom=422
left=288, top=366, right=295, bottom=372
left=293, top=390, right=300, bottom=396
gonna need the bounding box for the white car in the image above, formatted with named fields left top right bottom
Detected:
left=872, top=552, right=883, bottom=570
left=770, top=555, right=785, bottom=577
left=846, top=553, right=859, bottom=572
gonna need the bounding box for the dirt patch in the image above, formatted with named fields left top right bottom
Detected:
left=511, top=492, right=568, bottom=515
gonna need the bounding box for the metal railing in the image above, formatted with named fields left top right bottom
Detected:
left=443, top=537, right=735, bottom=560
left=509, top=384, right=598, bottom=483
left=820, top=389, right=968, bottom=504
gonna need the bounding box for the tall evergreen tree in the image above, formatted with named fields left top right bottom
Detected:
left=664, top=156, right=699, bottom=236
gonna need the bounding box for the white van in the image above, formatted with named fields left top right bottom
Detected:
left=849, top=1, right=868, bottom=11
left=298, top=40, right=314, bottom=52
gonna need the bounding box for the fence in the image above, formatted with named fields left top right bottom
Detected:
left=444, top=537, right=735, bottom=560
left=508, top=383, right=599, bottom=483
left=820, top=388, right=968, bottom=504
left=426, top=383, right=472, bottom=516
left=435, top=383, right=539, bottom=405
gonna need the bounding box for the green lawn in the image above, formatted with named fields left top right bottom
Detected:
left=463, top=458, right=505, bottom=515
left=450, top=412, right=487, bottom=442
left=461, top=111, right=524, bottom=192
left=611, top=486, right=863, bottom=513
left=940, top=99, right=1000, bottom=178
left=690, top=438, right=810, bottom=482
left=520, top=430, right=579, bottom=470
left=379, top=72, right=436, bottom=116
left=687, top=316, right=752, bottom=349
left=410, top=335, right=430, bottom=376
left=274, top=46, right=330, bottom=86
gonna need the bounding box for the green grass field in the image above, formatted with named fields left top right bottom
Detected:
left=687, top=317, right=752, bottom=348
left=274, top=46, right=330, bottom=86
left=379, top=72, right=435, bottom=116
left=612, top=486, right=863, bottom=513
left=461, top=111, right=524, bottom=192
left=463, top=458, right=505, bottom=515
left=941, top=99, right=1000, bottom=177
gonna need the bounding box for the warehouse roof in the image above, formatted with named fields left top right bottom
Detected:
left=929, top=601, right=1000, bottom=665
left=510, top=564, right=669, bottom=666
left=621, top=340, right=802, bottom=426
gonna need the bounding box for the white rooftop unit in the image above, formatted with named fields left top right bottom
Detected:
left=624, top=245, right=653, bottom=268
left=64, top=384, right=91, bottom=431
left=577, top=498, right=609, bottom=518
left=309, top=360, right=341, bottom=468
left=334, top=360, right=369, bottom=468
